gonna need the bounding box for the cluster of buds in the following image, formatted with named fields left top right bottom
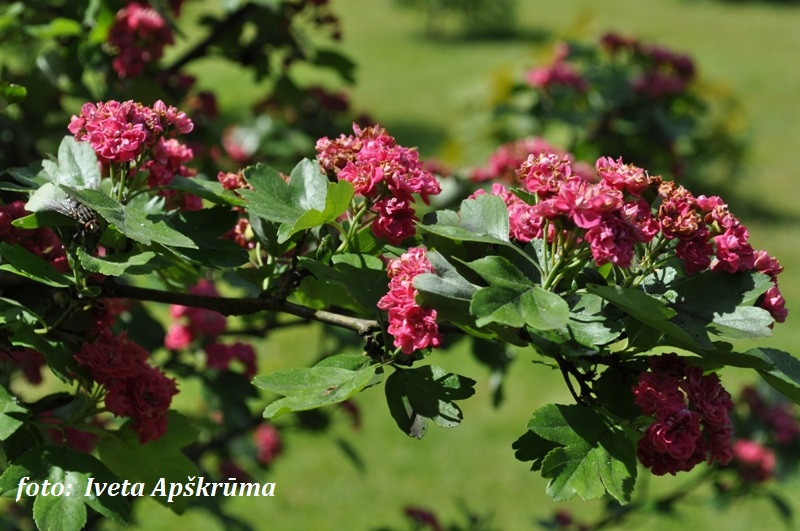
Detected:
left=377, top=247, right=441, bottom=355
left=633, top=353, right=734, bottom=475
left=316, top=123, right=441, bottom=244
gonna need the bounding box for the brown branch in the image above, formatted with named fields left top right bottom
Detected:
left=101, top=280, right=380, bottom=336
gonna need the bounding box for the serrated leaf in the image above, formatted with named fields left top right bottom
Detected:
left=76, top=248, right=170, bottom=276
left=0, top=386, right=27, bottom=440
left=240, top=159, right=328, bottom=227
left=526, top=404, right=636, bottom=503
left=299, top=253, right=386, bottom=309
left=97, top=411, right=197, bottom=513
left=420, top=194, right=510, bottom=245
left=384, top=365, right=475, bottom=439
left=472, top=285, right=569, bottom=330
left=588, top=284, right=702, bottom=350
left=566, top=293, right=624, bottom=347
left=54, top=137, right=101, bottom=189
left=255, top=365, right=377, bottom=418
left=740, top=348, right=800, bottom=404
left=0, top=242, right=72, bottom=288
left=710, top=306, right=773, bottom=339
left=0, top=445, right=130, bottom=528
left=277, top=180, right=354, bottom=242
left=167, top=176, right=245, bottom=207
left=414, top=251, right=478, bottom=326
left=512, top=429, right=559, bottom=472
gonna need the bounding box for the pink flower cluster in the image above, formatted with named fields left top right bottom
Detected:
left=75, top=332, right=177, bottom=442
left=525, top=43, right=588, bottom=92
left=377, top=247, right=442, bottom=355
left=166, top=280, right=258, bottom=378
left=68, top=99, right=193, bottom=165
left=0, top=200, right=67, bottom=271
left=657, top=182, right=787, bottom=322
left=253, top=423, right=282, bottom=466
left=633, top=353, right=734, bottom=476
left=316, top=124, right=441, bottom=244
left=600, top=32, right=695, bottom=99
left=485, top=154, right=659, bottom=268
left=732, top=439, right=776, bottom=483
left=470, top=137, right=593, bottom=183
left=108, top=2, right=175, bottom=78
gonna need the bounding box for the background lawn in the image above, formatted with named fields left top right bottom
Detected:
left=96, top=0, right=800, bottom=529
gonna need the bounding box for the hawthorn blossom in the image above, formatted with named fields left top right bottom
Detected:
left=633, top=354, right=734, bottom=476
left=378, top=247, right=441, bottom=355
left=108, top=2, right=174, bottom=78
left=253, top=423, right=283, bottom=466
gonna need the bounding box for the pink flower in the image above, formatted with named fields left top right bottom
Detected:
left=470, top=137, right=564, bottom=183
left=585, top=215, right=637, bottom=267
left=146, top=138, right=195, bottom=188
left=217, top=170, right=249, bottom=191
left=378, top=247, right=441, bottom=355
left=733, top=439, right=775, bottom=483
left=371, top=196, right=417, bottom=244
left=683, top=367, right=734, bottom=430
left=108, top=3, right=174, bottom=78
left=595, top=157, right=650, bottom=197
left=712, top=225, right=755, bottom=273
left=516, top=152, right=574, bottom=197
left=761, top=285, right=788, bottom=323
left=675, top=234, right=713, bottom=274
left=164, top=324, right=194, bottom=350
left=253, top=423, right=282, bottom=466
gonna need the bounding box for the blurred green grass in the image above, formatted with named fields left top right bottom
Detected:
left=108, top=0, right=800, bottom=529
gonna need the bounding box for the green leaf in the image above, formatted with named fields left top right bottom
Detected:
left=54, top=137, right=101, bottom=189
left=420, top=194, right=510, bottom=245
left=0, top=386, right=27, bottom=440
left=12, top=211, right=75, bottom=230
left=0, top=445, right=131, bottom=528
left=472, top=285, right=569, bottom=331
left=413, top=251, right=478, bottom=326
left=167, top=176, right=245, bottom=207
left=512, top=430, right=560, bottom=472
left=566, top=293, right=624, bottom=347
left=76, top=248, right=170, bottom=276
left=240, top=160, right=328, bottom=227
left=736, top=348, right=800, bottom=404
left=277, top=180, right=354, bottom=242
left=299, top=253, right=387, bottom=309
left=384, top=365, right=476, bottom=439
left=254, top=364, right=378, bottom=418
left=314, top=48, right=357, bottom=83
left=0, top=242, right=72, bottom=288
left=97, top=411, right=198, bottom=513
left=25, top=17, right=83, bottom=38
left=10, top=327, right=79, bottom=383
left=710, top=306, right=773, bottom=340
left=588, top=284, right=702, bottom=350
left=526, top=404, right=636, bottom=503
left=60, top=187, right=198, bottom=249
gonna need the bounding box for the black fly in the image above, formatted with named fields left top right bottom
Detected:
left=43, top=196, right=100, bottom=235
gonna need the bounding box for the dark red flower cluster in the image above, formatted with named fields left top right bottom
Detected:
left=525, top=43, right=588, bottom=92
left=108, top=2, right=175, bottom=78
left=2, top=348, right=45, bottom=385
left=600, top=32, right=696, bottom=98
left=633, top=354, right=734, bottom=476
left=166, top=280, right=258, bottom=378
left=0, top=200, right=67, bottom=271
left=377, top=247, right=441, bottom=355
left=315, top=124, right=441, bottom=244
left=741, top=386, right=800, bottom=445
left=657, top=182, right=787, bottom=322
left=253, top=423, right=282, bottom=466
left=470, top=137, right=593, bottom=183
left=75, top=332, right=177, bottom=442
left=732, top=439, right=776, bottom=483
